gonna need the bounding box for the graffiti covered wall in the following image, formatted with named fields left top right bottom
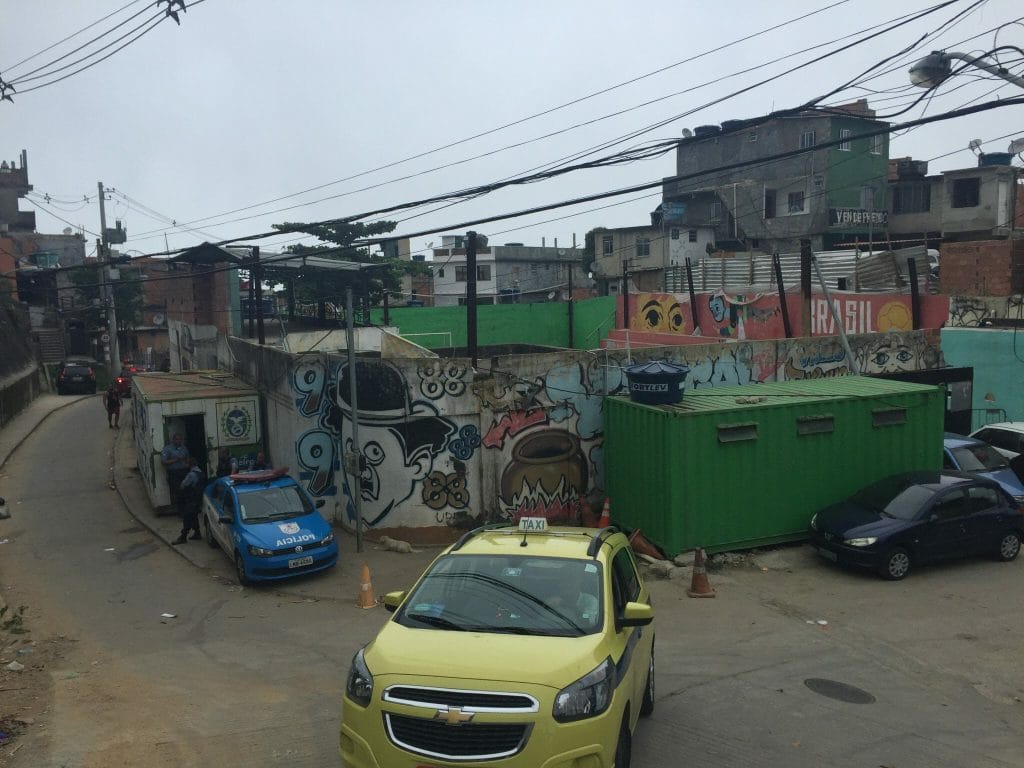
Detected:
left=620, top=290, right=949, bottom=341
left=230, top=327, right=944, bottom=541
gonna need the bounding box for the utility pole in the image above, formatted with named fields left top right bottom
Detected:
left=97, top=182, right=121, bottom=376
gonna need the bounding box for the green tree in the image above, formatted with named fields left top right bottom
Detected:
left=68, top=262, right=145, bottom=337
left=272, top=219, right=427, bottom=306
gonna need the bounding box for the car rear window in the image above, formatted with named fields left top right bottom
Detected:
left=65, top=366, right=91, bottom=375
left=951, top=445, right=1009, bottom=471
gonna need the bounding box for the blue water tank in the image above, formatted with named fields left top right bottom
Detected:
left=624, top=361, right=690, bottom=405
left=979, top=152, right=1013, bottom=167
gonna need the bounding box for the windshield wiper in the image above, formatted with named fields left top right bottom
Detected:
left=406, top=613, right=465, bottom=631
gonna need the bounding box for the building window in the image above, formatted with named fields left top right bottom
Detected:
left=838, top=129, right=852, bottom=151
left=688, top=230, right=698, bottom=242
left=892, top=183, right=930, bottom=214
left=602, top=235, right=613, bottom=255
left=869, top=134, right=884, bottom=155
left=749, top=132, right=758, bottom=142
left=787, top=190, right=806, bottom=214
left=455, top=266, right=467, bottom=282
left=670, top=228, right=680, bottom=240
left=477, top=264, right=491, bottom=281
left=709, top=200, right=722, bottom=224
left=860, top=186, right=877, bottom=211
left=799, top=130, right=816, bottom=149
left=764, top=189, right=776, bottom=219
left=635, top=238, right=651, bottom=258
left=951, top=177, right=980, bottom=208
left=437, top=268, right=445, bottom=278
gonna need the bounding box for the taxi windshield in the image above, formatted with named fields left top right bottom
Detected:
left=395, top=554, right=603, bottom=637
left=236, top=485, right=313, bottom=522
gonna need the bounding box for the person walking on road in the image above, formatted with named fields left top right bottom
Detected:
left=161, top=433, right=190, bottom=504
left=102, top=383, right=122, bottom=429
left=173, top=457, right=205, bottom=544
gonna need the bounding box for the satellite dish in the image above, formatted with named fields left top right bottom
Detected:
left=968, top=138, right=983, bottom=154
left=557, top=249, right=566, bottom=256
left=1009, top=138, right=1024, bottom=155
left=547, top=291, right=556, bottom=300
left=682, top=128, right=693, bottom=138
left=152, top=313, right=165, bottom=326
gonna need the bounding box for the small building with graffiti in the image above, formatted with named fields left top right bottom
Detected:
left=131, top=370, right=262, bottom=512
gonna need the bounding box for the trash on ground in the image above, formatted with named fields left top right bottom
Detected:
left=160, top=612, right=176, bottom=619
left=4, top=661, right=25, bottom=672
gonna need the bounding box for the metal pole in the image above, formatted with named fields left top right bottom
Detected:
left=97, top=182, right=121, bottom=376
left=811, top=253, right=860, bottom=375
left=253, top=246, right=265, bottom=345
left=621, top=259, right=629, bottom=329
left=346, top=286, right=363, bottom=553
left=907, top=257, right=921, bottom=330
left=800, top=239, right=812, bottom=338
left=685, top=257, right=699, bottom=333
left=466, top=231, right=478, bottom=368
left=567, top=261, right=575, bottom=348
left=773, top=251, right=793, bottom=338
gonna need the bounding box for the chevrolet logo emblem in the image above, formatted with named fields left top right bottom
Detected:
left=434, top=707, right=474, bottom=726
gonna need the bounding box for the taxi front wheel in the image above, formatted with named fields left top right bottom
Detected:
left=614, top=717, right=631, bottom=768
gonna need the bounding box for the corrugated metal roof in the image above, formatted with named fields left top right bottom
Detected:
left=619, top=375, right=938, bottom=415
left=133, top=370, right=257, bottom=401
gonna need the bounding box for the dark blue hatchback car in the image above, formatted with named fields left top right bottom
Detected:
left=809, top=471, right=1023, bottom=580
left=201, top=467, right=339, bottom=586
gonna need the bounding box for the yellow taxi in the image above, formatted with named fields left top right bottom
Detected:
left=340, top=519, right=655, bottom=768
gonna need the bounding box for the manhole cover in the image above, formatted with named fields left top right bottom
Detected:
left=804, top=678, right=875, bottom=704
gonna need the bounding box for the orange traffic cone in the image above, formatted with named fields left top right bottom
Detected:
left=357, top=562, right=378, bottom=609
left=597, top=498, right=611, bottom=528
left=686, top=548, right=716, bottom=598
left=629, top=529, right=665, bottom=560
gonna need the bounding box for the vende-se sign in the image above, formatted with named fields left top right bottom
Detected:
left=830, top=208, right=888, bottom=227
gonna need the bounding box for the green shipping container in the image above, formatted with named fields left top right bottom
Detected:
left=604, top=376, right=944, bottom=556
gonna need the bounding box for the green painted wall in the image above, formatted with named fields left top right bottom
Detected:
left=826, top=116, right=889, bottom=211
left=941, top=327, right=1024, bottom=429
left=371, top=296, right=617, bottom=350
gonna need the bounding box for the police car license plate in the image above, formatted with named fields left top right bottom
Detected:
left=288, top=555, right=314, bottom=569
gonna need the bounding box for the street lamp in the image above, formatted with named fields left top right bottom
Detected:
left=909, top=50, right=1024, bottom=90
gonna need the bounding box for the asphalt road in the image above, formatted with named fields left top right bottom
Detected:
left=1, top=397, right=1023, bottom=767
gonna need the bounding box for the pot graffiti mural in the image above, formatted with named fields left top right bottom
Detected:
left=499, top=430, right=588, bottom=523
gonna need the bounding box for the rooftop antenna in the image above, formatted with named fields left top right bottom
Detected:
left=968, top=138, right=983, bottom=155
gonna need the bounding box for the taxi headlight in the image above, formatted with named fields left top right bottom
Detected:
left=346, top=648, right=374, bottom=707
left=247, top=544, right=275, bottom=557
left=843, top=536, right=877, bottom=547
left=552, top=656, right=613, bottom=722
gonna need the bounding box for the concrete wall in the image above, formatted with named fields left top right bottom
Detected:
left=941, top=327, right=1024, bottom=429
left=224, top=327, right=944, bottom=544
left=0, top=303, right=45, bottom=428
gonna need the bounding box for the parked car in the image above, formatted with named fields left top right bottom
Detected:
left=201, top=467, right=338, bottom=586
left=968, top=423, right=1024, bottom=479
left=56, top=363, right=97, bottom=395
left=943, top=433, right=1024, bottom=505
left=809, top=471, right=1023, bottom=580
left=340, top=518, right=655, bottom=768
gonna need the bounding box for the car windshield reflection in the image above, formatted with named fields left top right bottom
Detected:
left=952, top=445, right=1009, bottom=471
left=396, top=555, right=603, bottom=637
left=852, top=478, right=936, bottom=520
left=237, top=486, right=313, bottom=522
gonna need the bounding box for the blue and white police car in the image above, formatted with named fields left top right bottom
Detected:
left=201, top=467, right=339, bottom=586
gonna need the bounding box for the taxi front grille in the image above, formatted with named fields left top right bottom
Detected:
left=385, top=686, right=536, bottom=711
left=386, top=713, right=528, bottom=761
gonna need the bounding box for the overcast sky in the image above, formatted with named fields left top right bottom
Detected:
left=2, top=0, right=1022, bottom=264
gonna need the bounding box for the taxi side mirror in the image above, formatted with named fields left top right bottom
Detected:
left=382, top=590, right=407, bottom=613
left=618, top=601, right=654, bottom=628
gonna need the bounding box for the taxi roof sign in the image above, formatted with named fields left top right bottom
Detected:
left=518, top=517, right=548, bottom=532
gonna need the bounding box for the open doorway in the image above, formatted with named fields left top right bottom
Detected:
left=163, top=413, right=208, bottom=474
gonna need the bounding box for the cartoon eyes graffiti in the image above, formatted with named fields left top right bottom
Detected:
left=363, top=441, right=385, bottom=466
left=637, top=298, right=686, bottom=333
left=872, top=348, right=913, bottom=367
left=293, top=361, right=326, bottom=416
left=709, top=295, right=727, bottom=323
left=296, top=430, right=337, bottom=496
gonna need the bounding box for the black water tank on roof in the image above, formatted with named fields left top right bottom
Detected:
left=693, top=125, right=721, bottom=138
left=720, top=119, right=745, bottom=133
left=624, top=361, right=690, bottom=405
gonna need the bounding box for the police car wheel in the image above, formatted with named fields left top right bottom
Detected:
left=204, top=517, right=218, bottom=549
left=235, top=553, right=252, bottom=586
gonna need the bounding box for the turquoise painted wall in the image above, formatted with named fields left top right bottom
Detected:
left=941, top=327, right=1024, bottom=429
left=371, top=296, right=617, bottom=350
